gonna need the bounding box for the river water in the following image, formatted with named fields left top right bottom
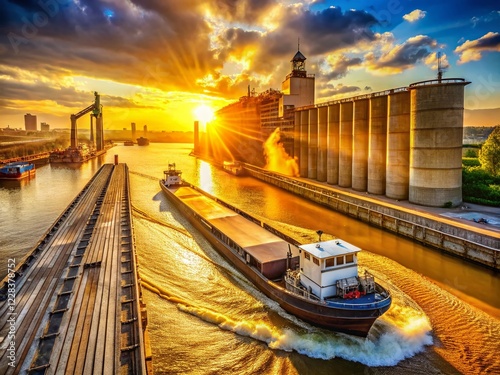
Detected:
left=1, top=143, right=499, bottom=374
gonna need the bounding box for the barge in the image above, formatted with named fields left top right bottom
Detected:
left=49, top=144, right=106, bottom=163
left=223, top=160, right=244, bottom=176
left=160, top=164, right=391, bottom=336
left=0, top=161, right=36, bottom=180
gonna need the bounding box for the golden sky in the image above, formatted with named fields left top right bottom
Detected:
left=1, top=0, right=499, bottom=131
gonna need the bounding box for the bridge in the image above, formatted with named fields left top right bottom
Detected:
left=0, top=163, right=152, bottom=374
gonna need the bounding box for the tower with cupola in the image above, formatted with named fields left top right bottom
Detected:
left=279, top=44, right=315, bottom=117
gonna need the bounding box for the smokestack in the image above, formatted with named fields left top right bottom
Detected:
left=248, top=85, right=250, bottom=98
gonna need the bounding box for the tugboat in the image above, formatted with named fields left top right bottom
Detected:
left=160, top=164, right=392, bottom=336
left=0, top=161, right=36, bottom=180
left=137, top=137, right=150, bottom=146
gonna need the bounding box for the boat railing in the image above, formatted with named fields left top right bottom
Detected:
left=286, top=283, right=322, bottom=303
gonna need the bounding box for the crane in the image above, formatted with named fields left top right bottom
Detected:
left=70, top=92, right=104, bottom=151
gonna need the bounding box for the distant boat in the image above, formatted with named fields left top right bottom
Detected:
left=49, top=144, right=105, bottom=163
left=137, top=137, right=150, bottom=146
left=124, top=140, right=134, bottom=146
left=222, top=161, right=244, bottom=176
left=0, top=161, right=36, bottom=180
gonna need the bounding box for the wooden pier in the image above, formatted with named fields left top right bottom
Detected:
left=0, top=163, right=152, bottom=374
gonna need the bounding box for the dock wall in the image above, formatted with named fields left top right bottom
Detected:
left=243, top=164, right=500, bottom=270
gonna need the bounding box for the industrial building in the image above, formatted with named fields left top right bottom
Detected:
left=199, top=49, right=470, bottom=208
left=201, top=49, right=315, bottom=164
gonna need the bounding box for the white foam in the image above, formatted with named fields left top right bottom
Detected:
left=176, top=301, right=433, bottom=367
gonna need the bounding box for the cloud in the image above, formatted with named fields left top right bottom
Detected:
left=403, top=9, right=427, bottom=23
left=365, top=35, right=437, bottom=74
left=454, top=31, right=500, bottom=64
left=320, top=54, right=363, bottom=80
left=424, top=52, right=450, bottom=71
left=318, top=83, right=361, bottom=98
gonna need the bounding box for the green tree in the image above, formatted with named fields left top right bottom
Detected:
left=479, top=126, right=500, bottom=176
left=464, top=149, right=477, bottom=158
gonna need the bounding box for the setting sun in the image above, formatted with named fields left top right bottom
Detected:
left=194, top=104, right=215, bottom=123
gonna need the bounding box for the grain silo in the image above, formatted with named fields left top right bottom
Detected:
left=308, top=108, right=318, bottom=179
left=408, top=79, right=470, bottom=207
left=327, top=103, right=340, bottom=185
left=352, top=99, right=369, bottom=191
left=367, top=95, right=388, bottom=195
left=339, top=101, right=354, bottom=188
left=386, top=90, right=411, bottom=200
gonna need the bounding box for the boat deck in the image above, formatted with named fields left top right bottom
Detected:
left=0, top=163, right=151, bottom=374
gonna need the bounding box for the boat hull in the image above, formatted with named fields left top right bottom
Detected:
left=0, top=163, right=36, bottom=180
left=160, top=181, right=390, bottom=336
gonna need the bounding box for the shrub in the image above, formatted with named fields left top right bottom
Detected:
left=462, top=157, right=480, bottom=167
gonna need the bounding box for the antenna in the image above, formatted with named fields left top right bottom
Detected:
left=298, top=37, right=300, bottom=51
left=437, top=52, right=443, bottom=82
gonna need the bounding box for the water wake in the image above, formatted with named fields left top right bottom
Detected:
left=142, top=276, right=433, bottom=367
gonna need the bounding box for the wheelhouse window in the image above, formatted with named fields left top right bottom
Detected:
left=304, top=252, right=310, bottom=261
left=336, top=256, right=344, bottom=266
left=325, top=258, right=335, bottom=268
left=346, top=254, right=354, bottom=264
left=313, top=257, right=319, bottom=266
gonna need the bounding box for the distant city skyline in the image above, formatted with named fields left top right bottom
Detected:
left=1, top=0, right=499, bottom=131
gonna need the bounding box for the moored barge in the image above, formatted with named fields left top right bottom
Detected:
left=222, top=160, right=244, bottom=176
left=0, top=161, right=36, bottom=180
left=160, top=164, right=392, bottom=336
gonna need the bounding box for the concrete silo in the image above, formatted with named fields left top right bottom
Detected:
left=327, top=103, right=340, bottom=185
left=352, top=99, right=369, bottom=191
left=294, top=111, right=301, bottom=161
left=408, top=79, right=470, bottom=207
left=339, top=101, right=354, bottom=188
left=317, top=106, right=328, bottom=182
left=308, top=108, right=318, bottom=179
left=300, top=110, right=309, bottom=177
left=368, top=95, right=388, bottom=195
left=386, top=90, right=411, bottom=200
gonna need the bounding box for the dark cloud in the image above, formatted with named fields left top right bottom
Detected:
left=1, top=0, right=218, bottom=93
left=318, top=83, right=361, bottom=98
left=455, top=31, right=500, bottom=63
left=0, top=75, right=157, bottom=110
left=321, top=55, right=363, bottom=81
left=281, top=7, right=378, bottom=55
left=205, top=0, right=277, bottom=24
left=365, top=35, right=437, bottom=73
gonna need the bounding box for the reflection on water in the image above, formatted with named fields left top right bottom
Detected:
left=198, top=160, right=214, bottom=193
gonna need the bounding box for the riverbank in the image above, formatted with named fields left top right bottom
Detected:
left=243, top=164, right=500, bottom=271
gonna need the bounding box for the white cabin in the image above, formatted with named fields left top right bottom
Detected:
left=298, top=239, right=360, bottom=300
left=163, top=163, right=183, bottom=186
